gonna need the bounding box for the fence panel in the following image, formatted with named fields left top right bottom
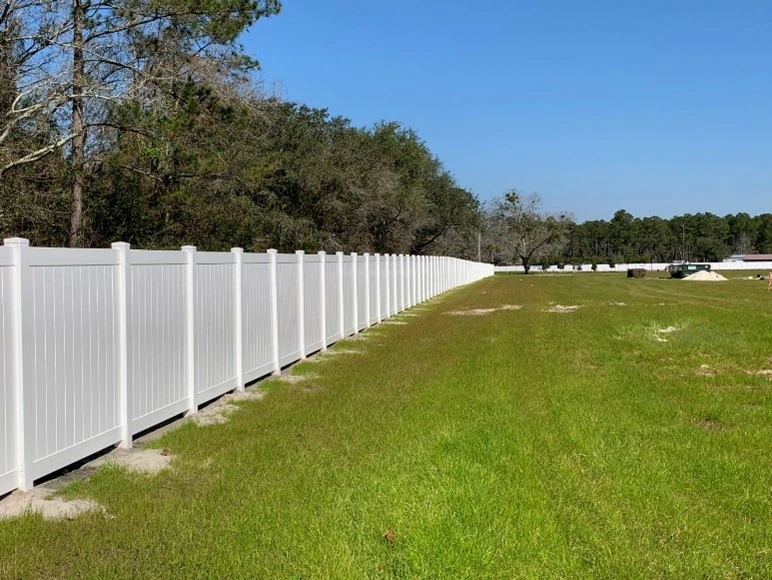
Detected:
left=194, top=252, right=237, bottom=405
left=304, top=255, right=323, bottom=355
left=380, top=255, right=390, bottom=317
left=26, top=248, right=122, bottom=480
left=276, top=254, right=301, bottom=367
left=0, top=250, right=16, bottom=495
left=128, top=251, right=188, bottom=434
left=342, top=255, right=356, bottom=336
left=242, top=254, right=274, bottom=383
left=356, top=255, right=368, bottom=329
left=243, top=255, right=273, bottom=379
left=369, top=256, right=379, bottom=324
left=325, top=255, right=341, bottom=345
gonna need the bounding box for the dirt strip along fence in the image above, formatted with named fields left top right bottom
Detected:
left=0, top=238, right=494, bottom=494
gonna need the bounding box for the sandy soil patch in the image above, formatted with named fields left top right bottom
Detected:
left=107, top=448, right=172, bottom=474
left=0, top=489, right=103, bottom=520
left=658, top=326, right=679, bottom=334
left=273, top=373, right=318, bottom=384
left=306, top=349, right=363, bottom=362
left=696, top=418, right=724, bottom=431
left=190, top=402, right=240, bottom=426
left=696, top=364, right=717, bottom=377
left=745, top=369, right=772, bottom=378
left=225, top=389, right=265, bottom=402
left=543, top=305, right=581, bottom=313
left=447, top=305, right=522, bottom=316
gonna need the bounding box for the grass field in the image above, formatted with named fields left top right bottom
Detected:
left=1, top=273, right=771, bottom=578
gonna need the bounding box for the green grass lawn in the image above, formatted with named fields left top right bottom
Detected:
left=2, top=274, right=771, bottom=578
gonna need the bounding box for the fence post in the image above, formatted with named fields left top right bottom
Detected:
left=182, top=245, right=197, bottom=414
left=337, top=251, right=344, bottom=339
left=351, top=252, right=359, bottom=334
left=363, top=253, right=371, bottom=328
left=268, top=249, right=280, bottom=375
left=112, top=242, right=132, bottom=447
left=375, top=253, right=381, bottom=323
left=296, top=250, right=306, bottom=359
left=319, top=251, right=327, bottom=351
left=6, top=238, right=33, bottom=490
left=231, top=247, right=244, bottom=390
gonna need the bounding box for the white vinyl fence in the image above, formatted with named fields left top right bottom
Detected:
left=0, top=239, right=493, bottom=494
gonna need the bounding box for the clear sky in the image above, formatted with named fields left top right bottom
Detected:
left=244, top=1, right=771, bottom=221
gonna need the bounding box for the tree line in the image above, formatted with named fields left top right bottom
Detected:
left=482, top=198, right=772, bottom=268
left=0, top=0, right=480, bottom=256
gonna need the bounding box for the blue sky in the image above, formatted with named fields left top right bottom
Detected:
left=244, top=1, right=771, bottom=221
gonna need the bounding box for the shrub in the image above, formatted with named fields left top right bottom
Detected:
left=627, top=268, right=646, bottom=279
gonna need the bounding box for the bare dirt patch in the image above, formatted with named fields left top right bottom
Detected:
left=696, top=418, right=724, bottom=432
left=543, top=305, right=581, bottom=314
left=745, top=369, right=772, bottom=378
left=0, top=489, right=103, bottom=521
left=658, top=326, right=679, bottom=334
left=273, top=373, right=319, bottom=384
left=190, top=402, right=240, bottom=426
left=447, top=305, right=522, bottom=316
left=225, top=389, right=265, bottom=402
left=696, top=365, right=717, bottom=377
left=107, top=448, right=172, bottom=474
left=609, top=302, right=627, bottom=306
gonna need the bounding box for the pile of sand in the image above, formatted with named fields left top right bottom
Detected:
left=683, top=271, right=728, bottom=282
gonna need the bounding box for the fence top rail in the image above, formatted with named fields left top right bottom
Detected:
left=0, top=247, right=13, bottom=266
left=28, top=247, right=119, bottom=267
left=276, top=253, right=300, bottom=264
left=196, top=251, right=236, bottom=265
left=242, top=253, right=271, bottom=265
left=130, top=250, right=186, bottom=265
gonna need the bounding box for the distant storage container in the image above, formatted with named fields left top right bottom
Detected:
left=667, top=263, right=712, bottom=279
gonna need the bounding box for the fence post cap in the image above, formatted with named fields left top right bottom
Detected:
left=318, top=250, right=326, bottom=256
left=267, top=248, right=278, bottom=254
left=3, top=237, right=29, bottom=246
left=351, top=251, right=357, bottom=257
left=363, top=252, right=369, bottom=257
left=111, top=241, right=130, bottom=249
left=335, top=251, right=344, bottom=256
left=231, top=247, right=244, bottom=254
left=295, top=249, right=305, bottom=255
left=181, top=245, right=196, bottom=252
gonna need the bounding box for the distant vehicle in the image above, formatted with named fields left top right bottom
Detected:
left=667, top=263, right=711, bottom=279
